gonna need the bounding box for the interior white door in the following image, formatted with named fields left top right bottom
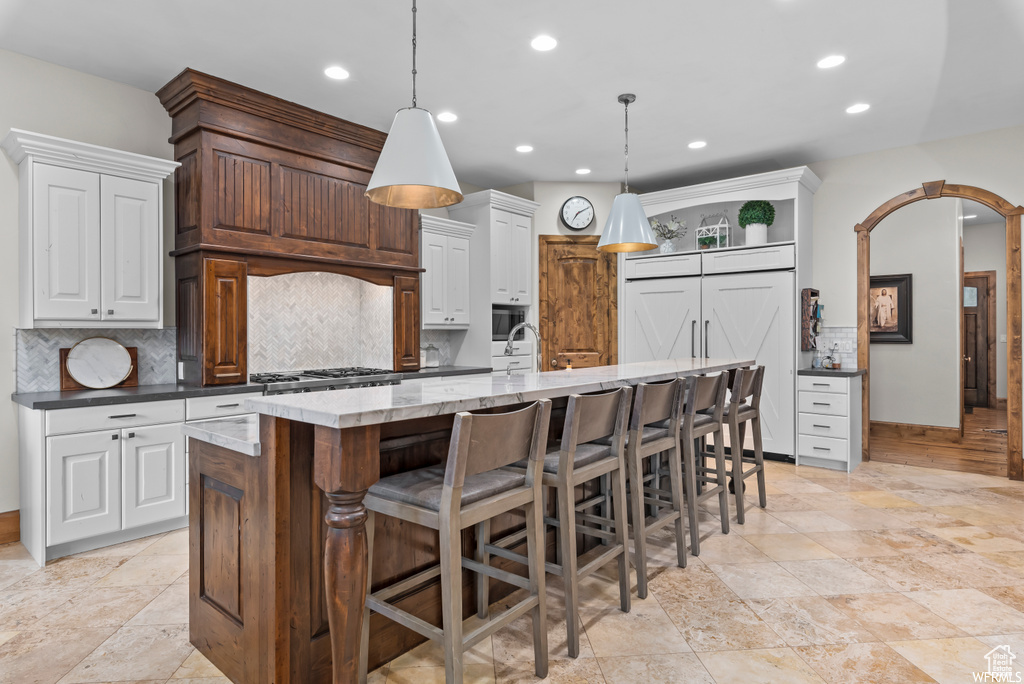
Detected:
left=420, top=231, right=447, bottom=326
left=622, top=277, right=702, bottom=363
left=510, top=213, right=532, bottom=302
left=447, top=234, right=471, bottom=326
left=47, top=430, right=121, bottom=545
left=122, top=423, right=186, bottom=529
left=491, top=209, right=512, bottom=304
left=101, top=175, right=160, bottom=322
left=702, top=270, right=796, bottom=456
left=32, top=164, right=101, bottom=321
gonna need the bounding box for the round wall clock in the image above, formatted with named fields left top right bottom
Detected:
left=560, top=195, right=595, bottom=231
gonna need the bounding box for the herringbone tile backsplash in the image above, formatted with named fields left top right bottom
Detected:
left=16, top=328, right=177, bottom=393
left=248, top=272, right=394, bottom=373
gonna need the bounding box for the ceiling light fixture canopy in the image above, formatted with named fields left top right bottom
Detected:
left=366, top=0, right=462, bottom=209
left=598, top=93, right=657, bottom=253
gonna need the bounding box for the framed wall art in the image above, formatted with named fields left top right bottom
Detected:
left=869, top=273, right=912, bottom=344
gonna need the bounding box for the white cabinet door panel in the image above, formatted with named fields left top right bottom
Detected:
left=123, top=423, right=185, bottom=529
left=447, top=235, right=471, bottom=326
left=101, top=176, right=160, bottom=322
left=47, top=430, right=120, bottom=545
left=491, top=210, right=512, bottom=303
left=421, top=231, right=447, bottom=327
left=702, top=270, right=795, bottom=456
left=511, top=213, right=532, bottom=301
left=33, top=164, right=101, bottom=321
left=622, top=277, right=701, bottom=363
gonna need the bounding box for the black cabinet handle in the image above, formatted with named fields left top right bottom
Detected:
left=704, top=321, right=710, bottom=359
left=108, top=413, right=137, bottom=419
left=812, top=402, right=830, bottom=406
left=216, top=403, right=240, bottom=409
left=691, top=320, right=696, bottom=359
left=813, top=446, right=830, bottom=451
left=111, top=434, right=119, bottom=441
left=127, top=432, right=136, bottom=439
left=812, top=382, right=829, bottom=386
left=812, top=424, right=831, bottom=429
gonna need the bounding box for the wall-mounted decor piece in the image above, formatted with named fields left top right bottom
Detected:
left=870, top=273, right=913, bottom=343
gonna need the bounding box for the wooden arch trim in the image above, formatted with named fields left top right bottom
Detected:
left=856, top=181, right=1024, bottom=480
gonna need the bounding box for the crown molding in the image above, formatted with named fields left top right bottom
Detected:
left=452, top=189, right=541, bottom=217
left=2, top=129, right=179, bottom=181
left=640, top=166, right=822, bottom=209
left=419, top=214, right=475, bottom=238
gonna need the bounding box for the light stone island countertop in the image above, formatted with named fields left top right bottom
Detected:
left=182, top=416, right=261, bottom=457
left=244, top=358, right=754, bottom=431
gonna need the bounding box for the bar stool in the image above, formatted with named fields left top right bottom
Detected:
left=357, top=400, right=552, bottom=684
left=624, top=378, right=689, bottom=600
left=724, top=366, right=768, bottom=524
left=490, top=386, right=633, bottom=658
left=679, top=373, right=731, bottom=557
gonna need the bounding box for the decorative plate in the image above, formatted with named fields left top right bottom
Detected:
left=65, top=337, right=134, bottom=389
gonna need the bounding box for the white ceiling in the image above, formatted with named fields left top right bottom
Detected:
left=2, top=0, right=1023, bottom=191
left=962, top=199, right=1005, bottom=227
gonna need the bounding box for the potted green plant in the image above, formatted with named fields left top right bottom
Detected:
left=649, top=215, right=686, bottom=254
left=697, top=233, right=725, bottom=250
left=738, top=200, right=776, bottom=246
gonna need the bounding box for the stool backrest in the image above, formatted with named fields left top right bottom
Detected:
left=629, top=378, right=683, bottom=431
left=729, top=366, right=765, bottom=411
left=565, top=386, right=633, bottom=448
left=684, top=373, right=727, bottom=422
left=445, top=399, right=552, bottom=487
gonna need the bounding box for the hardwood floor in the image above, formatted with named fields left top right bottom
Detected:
left=870, top=406, right=1009, bottom=478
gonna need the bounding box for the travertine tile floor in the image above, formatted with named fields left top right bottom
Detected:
left=6, top=460, right=1024, bottom=682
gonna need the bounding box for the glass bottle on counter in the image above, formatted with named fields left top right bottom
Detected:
left=424, top=344, right=440, bottom=368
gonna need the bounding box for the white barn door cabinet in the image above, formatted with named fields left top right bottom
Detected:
left=619, top=167, right=821, bottom=458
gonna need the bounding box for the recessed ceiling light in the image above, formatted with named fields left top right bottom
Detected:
left=817, top=55, right=846, bottom=69
left=846, top=103, right=870, bottom=114
left=324, top=66, right=350, bottom=80
left=516, top=145, right=534, bottom=153
left=688, top=141, right=707, bottom=149
left=531, top=35, right=557, bottom=51
left=576, top=168, right=591, bottom=175
left=964, top=214, right=978, bottom=219
left=436, top=111, right=457, bottom=123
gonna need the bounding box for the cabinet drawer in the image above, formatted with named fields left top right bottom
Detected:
left=623, top=253, right=701, bottom=279
left=46, top=400, right=185, bottom=436
left=798, top=413, right=849, bottom=439
left=798, top=391, right=848, bottom=416
left=701, top=244, right=796, bottom=274
left=798, top=434, right=849, bottom=463
left=186, top=392, right=263, bottom=421
left=798, top=375, right=848, bottom=394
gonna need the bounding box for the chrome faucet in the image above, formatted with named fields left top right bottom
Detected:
left=505, top=322, right=543, bottom=374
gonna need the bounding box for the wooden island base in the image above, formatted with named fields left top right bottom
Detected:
left=189, top=409, right=553, bottom=682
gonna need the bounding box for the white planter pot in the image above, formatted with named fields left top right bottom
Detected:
left=745, top=223, right=768, bottom=246
left=658, top=241, right=675, bottom=254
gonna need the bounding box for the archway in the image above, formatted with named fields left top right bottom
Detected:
left=856, top=181, right=1024, bottom=479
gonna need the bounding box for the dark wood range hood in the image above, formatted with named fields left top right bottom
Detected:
left=157, top=69, right=422, bottom=385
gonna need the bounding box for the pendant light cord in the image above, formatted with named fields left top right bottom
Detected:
left=411, top=0, right=418, bottom=108
left=623, top=98, right=630, bottom=193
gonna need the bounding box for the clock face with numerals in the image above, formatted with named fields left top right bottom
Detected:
left=560, top=196, right=595, bottom=231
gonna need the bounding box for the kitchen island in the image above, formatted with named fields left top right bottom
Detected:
left=185, top=359, right=753, bottom=683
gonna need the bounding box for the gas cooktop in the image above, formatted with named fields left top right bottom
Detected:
left=251, top=367, right=402, bottom=394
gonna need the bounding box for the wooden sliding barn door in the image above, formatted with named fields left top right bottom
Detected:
left=539, top=236, right=617, bottom=370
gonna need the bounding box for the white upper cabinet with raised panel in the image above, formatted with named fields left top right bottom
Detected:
left=420, top=215, right=474, bottom=329
left=2, top=129, right=178, bottom=328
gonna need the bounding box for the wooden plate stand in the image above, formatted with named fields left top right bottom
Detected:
left=59, top=347, right=139, bottom=391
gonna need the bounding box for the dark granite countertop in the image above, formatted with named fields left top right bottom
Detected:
left=402, top=365, right=493, bottom=380
left=12, top=382, right=265, bottom=410
left=798, top=367, right=867, bottom=378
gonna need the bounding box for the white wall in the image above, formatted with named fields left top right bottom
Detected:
left=869, top=199, right=961, bottom=427
left=0, top=48, right=174, bottom=513
left=964, top=220, right=1008, bottom=399
left=810, top=124, right=1024, bottom=327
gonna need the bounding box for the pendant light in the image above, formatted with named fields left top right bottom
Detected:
left=598, top=94, right=657, bottom=253
left=366, top=0, right=463, bottom=209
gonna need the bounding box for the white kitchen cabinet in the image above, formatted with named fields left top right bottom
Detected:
left=510, top=213, right=532, bottom=302
left=702, top=270, right=795, bottom=456
left=491, top=210, right=513, bottom=304
left=797, top=372, right=863, bottom=472
left=2, top=129, right=178, bottom=328
left=46, top=429, right=121, bottom=546
left=420, top=216, right=474, bottom=329
left=623, top=277, right=702, bottom=363
left=123, top=422, right=186, bottom=529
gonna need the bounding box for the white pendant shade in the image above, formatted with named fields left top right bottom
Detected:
left=366, top=107, right=463, bottom=209
left=598, top=193, right=657, bottom=253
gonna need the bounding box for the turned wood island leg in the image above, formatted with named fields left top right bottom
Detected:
left=313, top=424, right=382, bottom=684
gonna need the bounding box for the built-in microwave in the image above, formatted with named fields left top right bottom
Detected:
left=492, top=307, right=526, bottom=341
